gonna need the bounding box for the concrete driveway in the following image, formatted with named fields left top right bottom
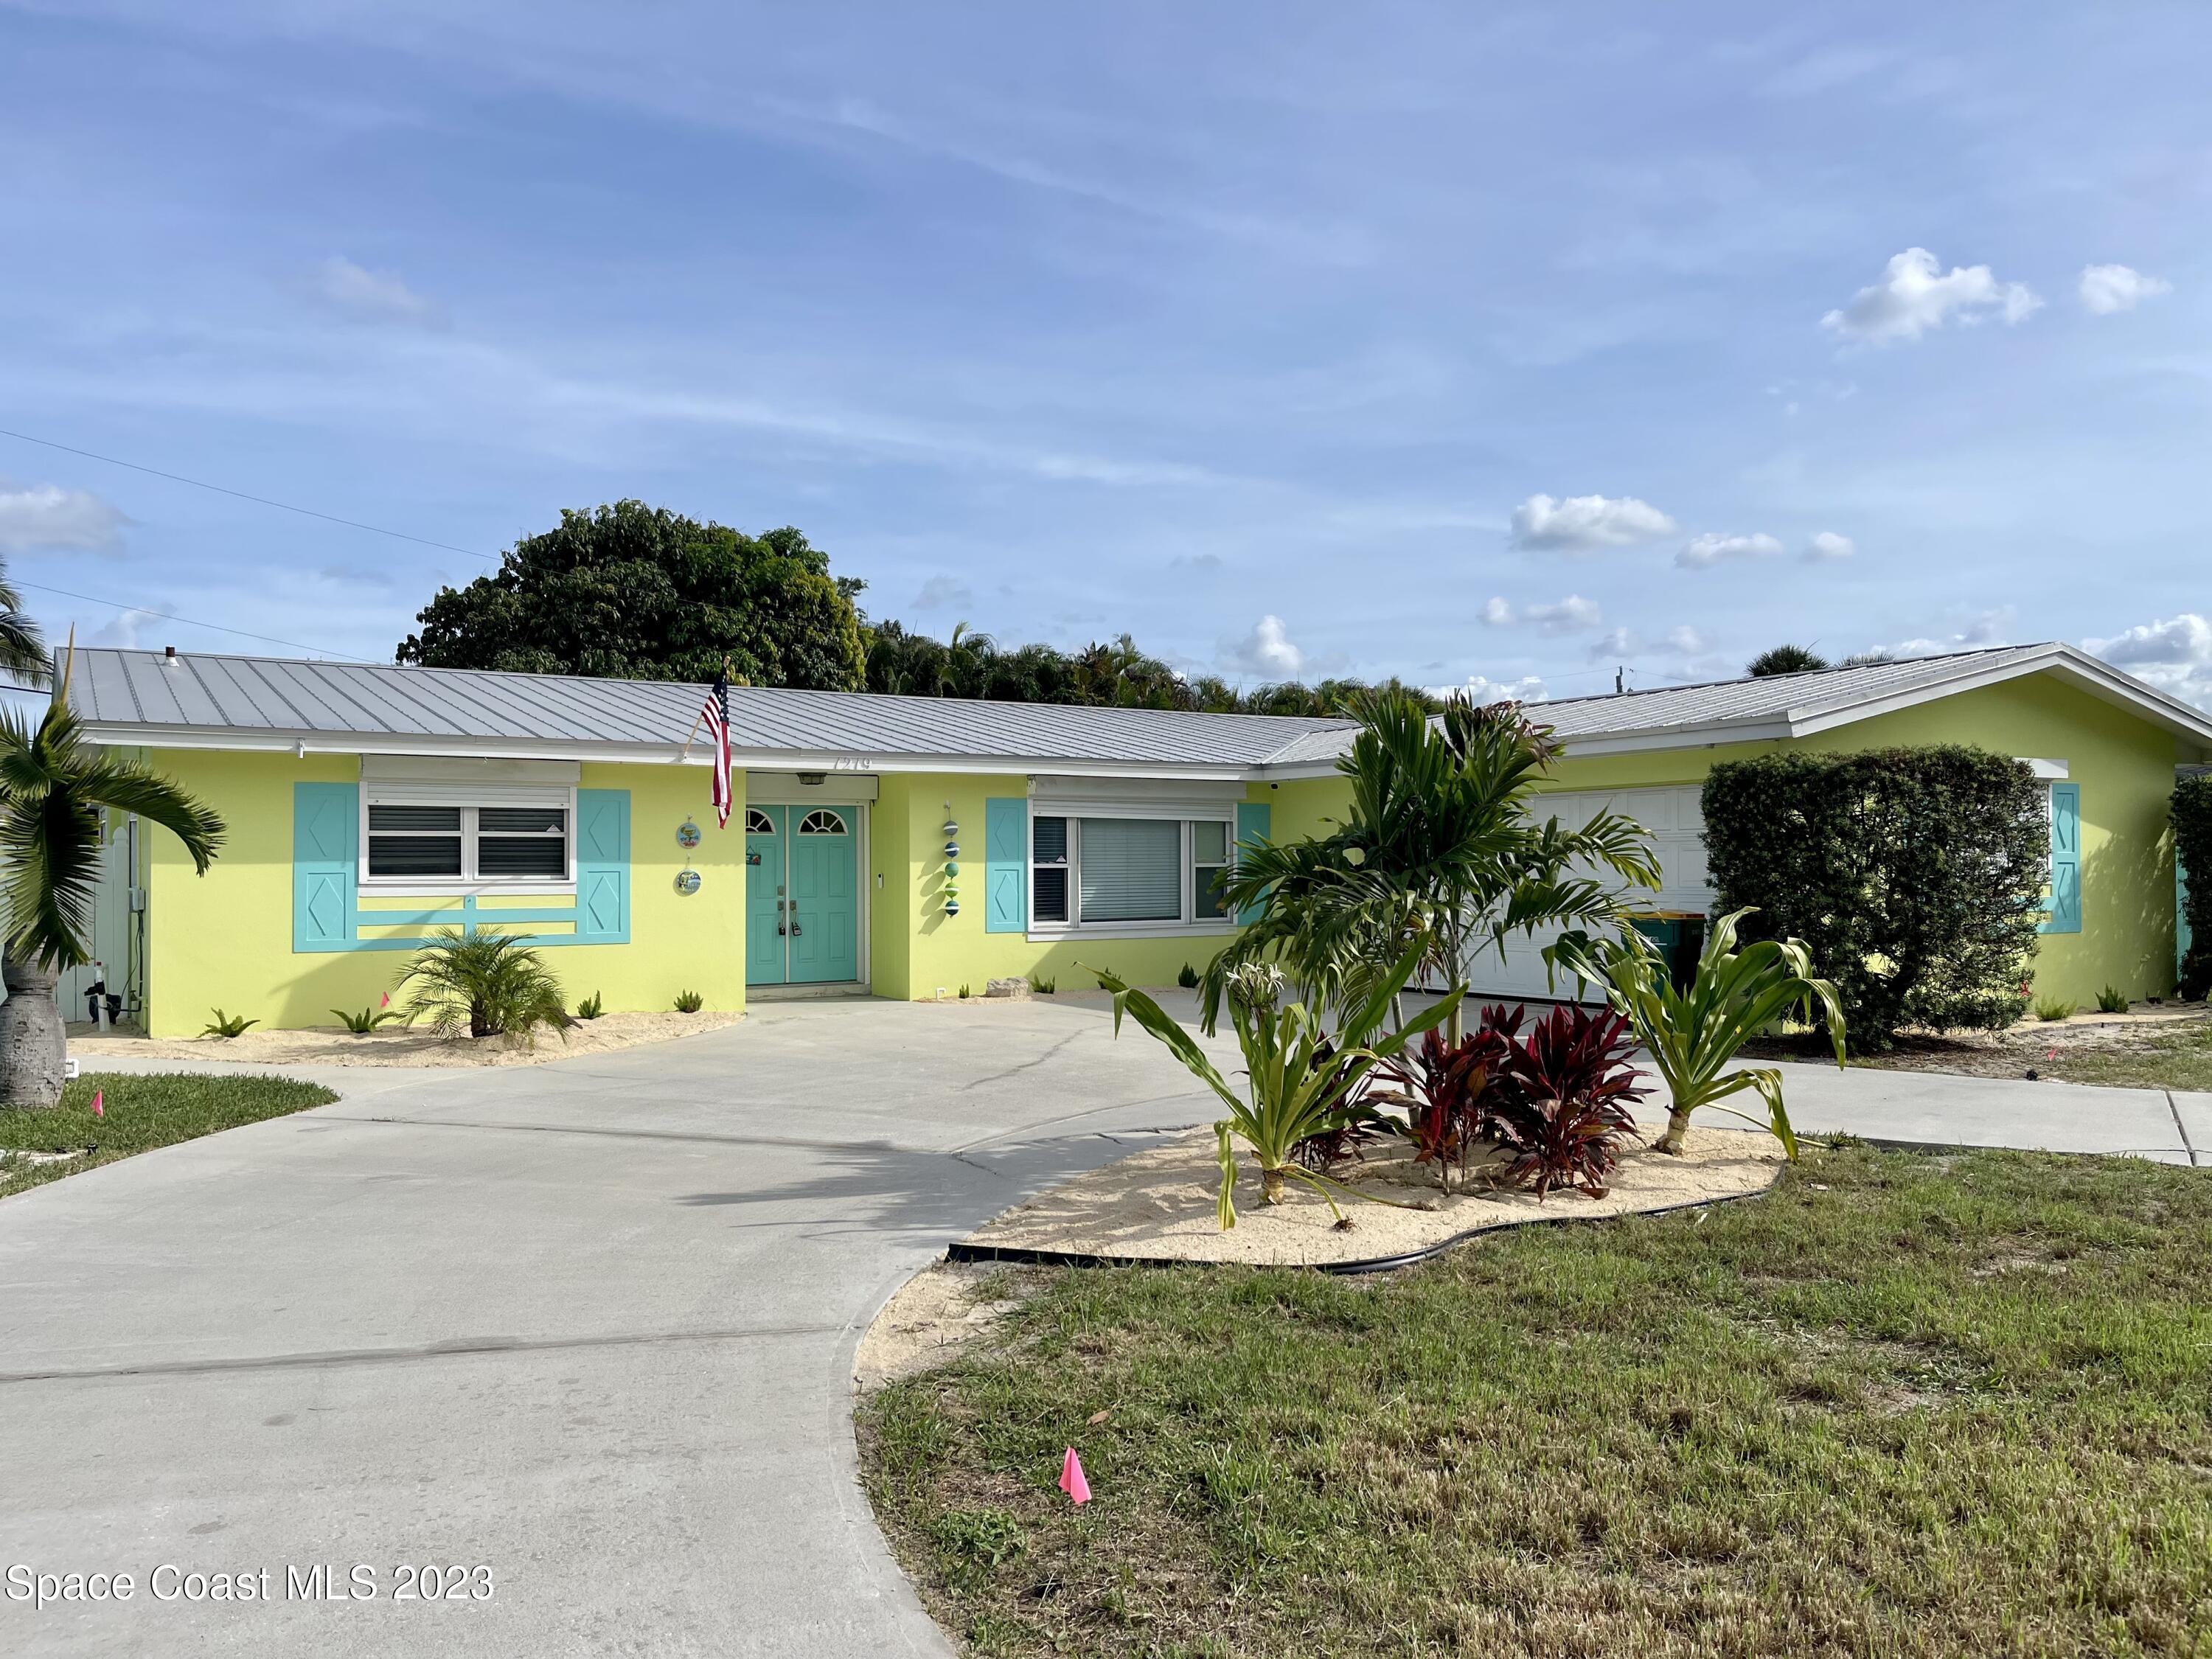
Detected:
left=0, top=995, right=1242, bottom=1658
left=1, top=995, right=2202, bottom=1658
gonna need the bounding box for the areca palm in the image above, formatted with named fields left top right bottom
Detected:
left=1549, top=908, right=1846, bottom=1156
left=0, top=674, right=225, bottom=1107
left=1206, top=689, right=1660, bottom=1038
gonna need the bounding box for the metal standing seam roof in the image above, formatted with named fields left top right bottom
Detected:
left=66, top=649, right=1360, bottom=770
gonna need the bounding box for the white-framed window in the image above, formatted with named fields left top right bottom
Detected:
left=362, top=791, right=574, bottom=888
left=1029, top=813, right=1237, bottom=933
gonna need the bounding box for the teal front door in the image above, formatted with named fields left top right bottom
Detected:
left=745, top=807, right=787, bottom=984
left=745, top=804, right=860, bottom=985
left=787, top=807, right=859, bottom=984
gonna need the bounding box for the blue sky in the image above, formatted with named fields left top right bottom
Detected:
left=1, top=2, right=2207, bottom=705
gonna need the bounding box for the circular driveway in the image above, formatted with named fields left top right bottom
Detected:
left=0, top=996, right=1231, bottom=1658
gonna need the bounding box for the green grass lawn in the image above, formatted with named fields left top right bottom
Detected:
left=2039, top=1029, right=2212, bottom=1092
left=0, top=1072, right=338, bottom=1201
left=860, top=1145, right=2212, bottom=1658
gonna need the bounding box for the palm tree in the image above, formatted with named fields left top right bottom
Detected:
left=0, top=566, right=49, bottom=689
left=0, top=658, right=225, bottom=1107
left=1206, top=689, right=1661, bottom=1040
left=1745, top=644, right=1829, bottom=677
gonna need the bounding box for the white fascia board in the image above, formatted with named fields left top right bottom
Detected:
left=1557, top=719, right=1796, bottom=757
left=1787, top=646, right=2212, bottom=748
left=75, top=724, right=1263, bottom=782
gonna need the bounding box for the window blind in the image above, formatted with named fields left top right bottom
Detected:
left=1079, top=818, right=1180, bottom=921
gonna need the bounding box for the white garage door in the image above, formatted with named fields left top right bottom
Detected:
left=1464, top=785, right=1715, bottom=1005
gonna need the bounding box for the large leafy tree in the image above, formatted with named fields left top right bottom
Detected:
left=397, top=502, right=866, bottom=689
left=1207, top=690, right=1661, bottom=1038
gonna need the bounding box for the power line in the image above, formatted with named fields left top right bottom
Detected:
left=0, top=428, right=501, bottom=563
left=10, top=577, right=374, bottom=663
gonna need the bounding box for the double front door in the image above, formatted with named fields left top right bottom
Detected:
left=744, top=804, right=860, bottom=985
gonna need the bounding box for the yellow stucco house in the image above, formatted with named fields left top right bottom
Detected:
left=65, top=641, right=2212, bottom=1035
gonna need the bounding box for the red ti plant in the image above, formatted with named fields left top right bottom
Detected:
left=1484, top=1003, right=1646, bottom=1198
left=1369, top=1003, right=1525, bottom=1189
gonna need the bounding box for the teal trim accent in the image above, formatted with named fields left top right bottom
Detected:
left=1234, top=801, right=1271, bottom=925
left=293, top=787, right=631, bottom=954
left=293, top=782, right=358, bottom=951
left=2040, top=782, right=2081, bottom=935
left=574, top=789, right=631, bottom=944
left=984, top=797, right=1027, bottom=933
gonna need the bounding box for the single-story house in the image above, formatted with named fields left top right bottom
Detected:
left=62, top=641, right=2212, bottom=1036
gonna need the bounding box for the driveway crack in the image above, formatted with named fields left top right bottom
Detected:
left=961, top=1028, right=1084, bottom=1090
left=0, top=1323, right=846, bottom=1385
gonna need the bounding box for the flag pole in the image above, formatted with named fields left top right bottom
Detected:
left=679, top=657, right=733, bottom=759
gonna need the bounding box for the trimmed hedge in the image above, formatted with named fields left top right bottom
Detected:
left=2173, top=773, right=2212, bottom=1000
left=1702, top=747, right=2048, bottom=1048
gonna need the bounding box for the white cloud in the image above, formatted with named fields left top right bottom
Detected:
left=1223, top=614, right=1307, bottom=678
left=1522, top=594, right=1604, bottom=634
left=1427, top=673, right=1547, bottom=706
left=88, top=605, right=170, bottom=649
left=1879, top=605, right=2016, bottom=658
left=2079, top=264, right=2172, bottom=316
left=911, top=574, right=973, bottom=610
left=1805, top=530, right=1857, bottom=561
left=313, top=256, right=442, bottom=325
left=1821, top=248, right=2041, bottom=344
left=1478, top=596, right=1514, bottom=626
left=1587, top=626, right=1638, bottom=661
left=1663, top=625, right=1711, bottom=654
left=2086, top=614, right=2212, bottom=710
left=1510, top=492, right=1677, bottom=552
left=0, top=481, right=129, bottom=553
left=1169, top=552, right=1224, bottom=572
left=1677, top=531, right=1784, bottom=568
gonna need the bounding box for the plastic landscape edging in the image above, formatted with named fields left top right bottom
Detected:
left=943, top=1170, right=1783, bottom=1278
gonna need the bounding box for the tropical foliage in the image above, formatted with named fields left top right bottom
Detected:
left=397, top=501, right=867, bottom=689
left=1551, top=908, right=1844, bottom=1157
left=0, top=658, right=226, bottom=1106
left=1206, top=689, right=1658, bottom=1037
left=1091, top=947, right=1462, bottom=1229
left=1478, top=1004, right=1645, bottom=1197
left=1701, top=747, right=2045, bottom=1046
left=865, top=618, right=1444, bottom=717
left=332, top=1005, right=404, bottom=1034
left=201, top=1009, right=258, bottom=1038
left=2173, top=771, right=2212, bottom=1001
left=393, top=929, right=572, bottom=1042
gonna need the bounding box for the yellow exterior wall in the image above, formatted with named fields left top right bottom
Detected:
left=1276, top=672, right=2190, bottom=1006
left=142, top=751, right=747, bottom=1036
left=865, top=772, right=1283, bottom=998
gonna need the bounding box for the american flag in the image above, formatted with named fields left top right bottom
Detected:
left=700, top=669, right=733, bottom=827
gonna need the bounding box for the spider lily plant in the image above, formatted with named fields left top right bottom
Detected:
left=1548, top=907, right=1846, bottom=1158
left=1091, top=945, right=1462, bottom=1230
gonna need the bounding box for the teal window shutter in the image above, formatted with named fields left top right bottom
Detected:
left=574, top=789, right=630, bottom=944
left=985, top=797, right=1028, bottom=933
left=2041, top=782, right=2081, bottom=935
left=1234, top=801, right=1271, bottom=925
left=293, top=782, right=358, bottom=952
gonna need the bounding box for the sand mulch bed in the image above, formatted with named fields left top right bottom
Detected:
left=955, top=1127, right=1784, bottom=1271
left=1745, top=1003, right=2210, bottom=1082
left=856, top=1260, right=1050, bottom=1392
left=69, top=1009, right=742, bottom=1069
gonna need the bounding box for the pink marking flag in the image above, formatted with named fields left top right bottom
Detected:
left=91, top=1089, right=104, bottom=1119
left=380, top=991, right=391, bottom=1008
left=1058, top=1447, right=1091, bottom=1506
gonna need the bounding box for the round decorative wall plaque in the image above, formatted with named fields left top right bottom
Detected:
left=675, top=869, right=703, bottom=897
left=677, top=820, right=702, bottom=849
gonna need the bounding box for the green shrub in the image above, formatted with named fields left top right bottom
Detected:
left=1177, top=961, right=1200, bottom=989
left=1702, top=747, right=2046, bottom=1049
left=331, top=1005, right=403, bottom=1034
left=672, top=990, right=703, bottom=1013
left=957, top=983, right=972, bottom=1000
left=2095, top=984, right=2129, bottom=1015
left=201, top=1009, right=257, bottom=1038
left=576, top=991, right=604, bottom=1020
left=393, top=928, right=571, bottom=1043
left=2034, top=995, right=2077, bottom=1022
left=1028, top=975, right=1056, bottom=995
left=2173, top=773, right=2212, bottom=1000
